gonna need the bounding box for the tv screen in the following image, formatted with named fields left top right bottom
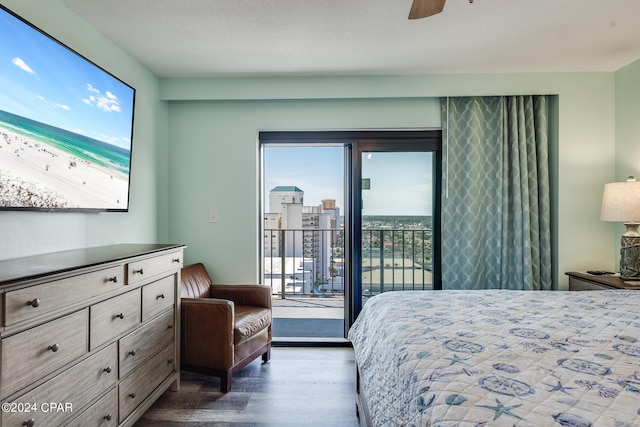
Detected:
left=0, top=5, right=135, bottom=212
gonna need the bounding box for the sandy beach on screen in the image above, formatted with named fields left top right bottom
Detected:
left=0, top=125, right=129, bottom=209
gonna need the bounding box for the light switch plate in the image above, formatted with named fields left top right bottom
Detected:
left=208, top=208, right=218, bottom=223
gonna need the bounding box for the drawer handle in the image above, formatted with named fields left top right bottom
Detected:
left=27, top=298, right=40, bottom=308
left=104, top=414, right=112, bottom=421
left=157, top=293, right=165, bottom=299
left=128, top=393, right=136, bottom=399
left=103, top=366, right=112, bottom=374
left=134, top=268, right=144, bottom=275
left=22, top=419, right=35, bottom=427
left=168, top=358, right=173, bottom=364
left=108, top=276, right=118, bottom=283
left=172, top=258, right=180, bottom=263
left=115, top=313, right=125, bottom=319
left=47, top=343, right=59, bottom=353
left=129, top=350, right=137, bottom=356
left=167, top=325, right=173, bottom=330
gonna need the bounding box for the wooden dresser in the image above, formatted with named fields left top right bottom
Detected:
left=0, top=244, right=184, bottom=427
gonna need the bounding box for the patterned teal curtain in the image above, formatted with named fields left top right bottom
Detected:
left=441, top=96, right=552, bottom=290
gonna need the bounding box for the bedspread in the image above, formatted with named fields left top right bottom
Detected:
left=348, top=290, right=640, bottom=426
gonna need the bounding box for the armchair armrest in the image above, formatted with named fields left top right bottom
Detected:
left=210, top=284, right=272, bottom=309
left=181, top=298, right=234, bottom=369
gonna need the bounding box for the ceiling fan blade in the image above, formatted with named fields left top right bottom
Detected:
left=408, top=0, right=446, bottom=19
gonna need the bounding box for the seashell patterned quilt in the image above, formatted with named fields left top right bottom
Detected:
left=348, top=290, right=640, bottom=426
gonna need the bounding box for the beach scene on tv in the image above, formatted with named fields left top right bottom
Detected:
left=0, top=8, right=135, bottom=211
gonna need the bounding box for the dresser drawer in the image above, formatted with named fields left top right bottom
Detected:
left=2, top=343, right=116, bottom=427
left=90, top=290, right=141, bottom=350
left=65, top=388, right=118, bottom=427
left=1, top=309, right=89, bottom=398
left=127, top=251, right=182, bottom=285
left=4, top=265, right=124, bottom=327
left=142, top=275, right=175, bottom=321
left=119, top=310, right=175, bottom=379
left=119, top=343, right=175, bottom=422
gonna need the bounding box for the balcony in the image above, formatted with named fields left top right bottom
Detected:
left=272, top=296, right=345, bottom=341
left=264, top=226, right=432, bottom=339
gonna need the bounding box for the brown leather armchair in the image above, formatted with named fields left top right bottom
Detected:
left=180, top=263, right=272, bottom=392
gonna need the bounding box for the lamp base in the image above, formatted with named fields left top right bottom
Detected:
left=620, top=234, right=640, bottom=280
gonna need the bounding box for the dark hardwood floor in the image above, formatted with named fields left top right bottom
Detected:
left=134, top=347, right=360, bottom=427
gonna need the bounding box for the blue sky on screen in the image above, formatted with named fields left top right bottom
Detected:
left=0, top=8, right=134, bottom=150
left=264, top=147, right=432, bottom=216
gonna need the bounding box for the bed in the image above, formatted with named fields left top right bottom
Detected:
left=347, top=290, right=640, bottom=427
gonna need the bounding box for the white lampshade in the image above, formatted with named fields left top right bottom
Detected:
left=600, top=177, right=640, bottom=222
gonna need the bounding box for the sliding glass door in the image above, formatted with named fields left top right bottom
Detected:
left=360, top=152, right=434, bottom=294
left=261, top=143, right=345, bottom=341
left=260, top=131, right=441, bottom=339
left=350, top=139, right=441, bottom=319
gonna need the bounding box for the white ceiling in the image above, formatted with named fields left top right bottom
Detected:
left=59, top=0, right=640, bottom=78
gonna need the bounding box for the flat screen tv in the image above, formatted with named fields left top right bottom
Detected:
left=0, top=5, right=135, bottom=212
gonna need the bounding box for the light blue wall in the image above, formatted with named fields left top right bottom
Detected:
left=613, top=59, right=640, bottom=265
left=163, top=74, right=617, bottom=288
left=0, top=1, right=168, bottom=260
left=615, top=61, right=640, bottom=184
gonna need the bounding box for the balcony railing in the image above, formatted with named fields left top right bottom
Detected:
left=264, top=228, right=343, bottom=299
left=361, top=228, right=433, bottom=296
left=264, top=227, right=433, bottom=299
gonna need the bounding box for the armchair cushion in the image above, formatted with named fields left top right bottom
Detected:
left=234, top=306, right=271, bottom=345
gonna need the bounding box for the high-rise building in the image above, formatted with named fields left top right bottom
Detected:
left=269, top=186, right=303, bottom=213
left=264, top=186, right=337, bottom=293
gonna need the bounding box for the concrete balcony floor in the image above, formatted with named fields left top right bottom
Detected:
left=272, top=296, right=345, bottom=340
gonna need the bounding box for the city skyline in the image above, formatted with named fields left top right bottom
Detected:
left=264, top=146, right=433, bottom=216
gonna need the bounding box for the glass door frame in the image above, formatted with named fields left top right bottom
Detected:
left=345, top=132, right=442, bottom=328
left=259, top=130, right=442, bottom=338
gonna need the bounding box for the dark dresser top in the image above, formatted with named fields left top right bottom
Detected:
left=0, top=243, right=185, bottom=287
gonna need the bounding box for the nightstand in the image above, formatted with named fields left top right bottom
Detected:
left=565, top=271, right=640, bottom=291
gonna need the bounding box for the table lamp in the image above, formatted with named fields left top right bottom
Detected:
left=600, top=176, right=640, bottom=279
